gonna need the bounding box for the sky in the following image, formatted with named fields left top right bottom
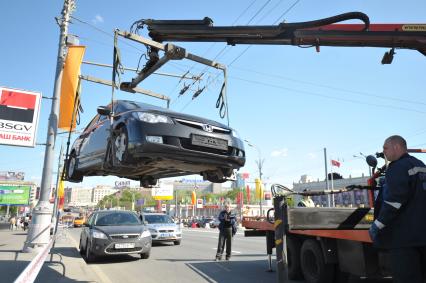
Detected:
left=1, top=0, right=425, bottom=191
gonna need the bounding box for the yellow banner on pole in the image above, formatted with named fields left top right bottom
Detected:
left=57, top=178, right=65, bottom=209
left=58, top=46, right=85, bottom=130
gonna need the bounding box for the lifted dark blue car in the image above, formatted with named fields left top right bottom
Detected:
left=65, top=100, right=245, bottom=186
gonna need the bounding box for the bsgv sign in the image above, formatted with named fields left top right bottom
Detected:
left=0, top=87, right=42, bottom=147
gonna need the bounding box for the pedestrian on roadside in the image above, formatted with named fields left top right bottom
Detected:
left=23, top=215, right=29, bottom=231
left=215, top=202, right=237, bottom=261
left=9, top=215, right=16, bottom=230
left=369, top=135, right=426, bottom=283
left=16, top=217, right=22, bottom=230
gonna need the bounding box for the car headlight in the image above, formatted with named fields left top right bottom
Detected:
left=148, top=228, right=157, bottom=234
left=92, top=230, right=107, bottom=239
left=231, top=129, right=239, bottom=138
left=135, top=112, right=172, bottom=124
left=140, top=230, right=151, bottom=238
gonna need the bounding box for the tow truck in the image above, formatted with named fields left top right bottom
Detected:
left=110, top=12, right=426, bottom=283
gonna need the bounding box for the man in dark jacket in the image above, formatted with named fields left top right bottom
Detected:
left=369, top=135, right=426, bottom=283
left=215, top=202, right=237, bottom=261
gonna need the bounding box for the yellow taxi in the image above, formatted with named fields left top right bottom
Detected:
left=73, top=216, right=86, bottom=227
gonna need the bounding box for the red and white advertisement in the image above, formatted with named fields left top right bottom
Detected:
left=0, top=87, right=42, bottom=147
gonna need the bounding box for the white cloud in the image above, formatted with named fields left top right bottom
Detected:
left=92, top=14, right=104, bottom=25
left=271, top=148, right=288, bottom=157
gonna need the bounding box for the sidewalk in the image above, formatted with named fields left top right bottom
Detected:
left=0, top=222, right=103, bottom=283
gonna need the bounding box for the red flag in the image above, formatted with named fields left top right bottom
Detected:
left=246, top=185, right=251, bottom=203
left=331, top=159, right=341, bottom=167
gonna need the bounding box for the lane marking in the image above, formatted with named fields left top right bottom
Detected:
left=186, top=263, right=218, bottom=283
left=182, top=228, right=244, bottom=235
left=67, top=230, right=114, bottom=283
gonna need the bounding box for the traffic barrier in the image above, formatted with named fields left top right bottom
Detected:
left=14, top=238, right=54, bottom=283
left=14, top=223, right=65, bottom=283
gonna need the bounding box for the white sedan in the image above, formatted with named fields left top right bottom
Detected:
left=144, top=213, right=182, bottom=245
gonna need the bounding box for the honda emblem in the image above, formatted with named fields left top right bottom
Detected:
left=202, top=124, right=213, bottom=132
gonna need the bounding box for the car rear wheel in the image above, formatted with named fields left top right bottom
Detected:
left=67, top=153, right=83, bottom=182
left=140, top=251, right=150, bottom=259
left=173, top=240, right=181, bottom=245
left=140, top=177, right=158, bottom=188
left=204, top=168, right=233, bottom=183
left=113, top=126, right=129, bottom=164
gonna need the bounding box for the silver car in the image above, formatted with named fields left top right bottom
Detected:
left=144, top=213, right=182, bottom=245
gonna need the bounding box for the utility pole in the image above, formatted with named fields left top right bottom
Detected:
left=174, top=189, right=178, bottom=219
left=324, top=148, right=331, bottom=207
left=244, top=140, right=265, bottom=216
left=51, top=144, right=64, bottom=235
left=23, top=0, right=75, bottom=252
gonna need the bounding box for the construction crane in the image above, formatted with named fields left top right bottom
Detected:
left=124, top=12, right=426, bottom=283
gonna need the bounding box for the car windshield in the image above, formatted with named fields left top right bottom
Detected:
left=145, top=214, right=174, bottom=224
left=94, top=212, right=141, bottom=226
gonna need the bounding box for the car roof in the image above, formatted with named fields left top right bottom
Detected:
left=94, top=210, right=136, bottom=215
left=144, top=213, right=170, bottom=216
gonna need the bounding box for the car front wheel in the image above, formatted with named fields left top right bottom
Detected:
left=79, top=238, right=85, bottom=255
left=113, top=126, right=129, bottom=164
left=67, top=153, right=83, bottom=182
left=173, top=240, right=181, bottom=245
left=85, top=240, right=95, bottom=263
left=140, top=251, right=150, bottom=259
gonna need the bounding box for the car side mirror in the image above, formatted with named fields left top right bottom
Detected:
left=97, top=106, right=111, bottom=116
left=144, top=221, right=149, bottom=225
left=83, top=222, right=90, bottom=227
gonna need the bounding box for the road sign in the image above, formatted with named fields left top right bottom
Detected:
left=196, top=198, right=203, bottom=209
left=0, top=87, right=42, bottom=147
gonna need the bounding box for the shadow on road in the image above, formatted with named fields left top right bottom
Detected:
left=0, top=260, right=92, bottom=283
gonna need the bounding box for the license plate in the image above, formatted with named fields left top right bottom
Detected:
left=191, top=135, right=228, bottom=150
left=115, top=243, right=135, bottom=249
left=160, top=233, right=173, bottom=238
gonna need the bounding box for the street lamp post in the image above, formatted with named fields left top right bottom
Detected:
left=244, top=139, right=265, bottom=216
left=353, top=152, right=372, bottom=177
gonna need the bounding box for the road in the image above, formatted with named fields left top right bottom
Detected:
left=68, top=227, right=277, bottom=283
left=0, top=220, right=391, bottom=283
left=66, top=227, right=392, bottom=283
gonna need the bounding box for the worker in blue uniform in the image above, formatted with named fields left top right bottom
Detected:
left=215, top=202, right=237, bottom=261
left=369, top=135, right=426, bottom=283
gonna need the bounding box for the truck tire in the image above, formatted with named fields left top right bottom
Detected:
left=300, top=239, right=335, bottom=283
left=287, top=235, right=303, bottom=280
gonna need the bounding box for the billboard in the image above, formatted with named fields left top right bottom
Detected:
left=0, top=171, right=24, bottom=181
left=0, top=185, right=31, bottom=205
left=152, top=185, right=173, bottom=200
left=0, top=87, right=42, bottom=147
